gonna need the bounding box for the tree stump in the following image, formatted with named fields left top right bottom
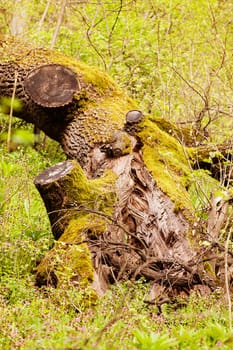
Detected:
left=34, top=147, right=215, bottom=298
left=34, top=160, right=76, bottom=240
left=34, top=159, right=116, bottom=297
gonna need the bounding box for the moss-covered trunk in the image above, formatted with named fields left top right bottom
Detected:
left=0, top=35, right=232, bottom=302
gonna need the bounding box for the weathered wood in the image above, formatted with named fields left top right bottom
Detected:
left=34, top=160, right=77, bottom=240
left=24, top=64, right=79, bottom=107
left=125, top=110, right=143, bottom=124
left=34, top=144, right=215, bottom=295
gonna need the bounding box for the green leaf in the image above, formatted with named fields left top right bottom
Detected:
left=132, top=329, right=178, bottom=350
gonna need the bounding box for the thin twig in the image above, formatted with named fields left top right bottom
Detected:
left=51, top=0, right=67, bottom=49
left=7, top=70, right=18, bottom=152
left=106, top=0, right=123, bottom=68
left=48, top=205, right=149, bottom=250
left=224, top=227, right=232, bottom=331
left=38, top=0, right=52, bottom=31
left=172, top=66, right=206, bottom=105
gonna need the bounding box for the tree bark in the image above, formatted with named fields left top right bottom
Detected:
left=34, top=160, right=78, bottom=240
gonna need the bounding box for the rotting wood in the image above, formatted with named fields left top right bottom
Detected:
left=33, top=143, right=216, bottom=296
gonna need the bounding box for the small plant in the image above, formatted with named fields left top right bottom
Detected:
left=204, top=323, right=233, bottom=349
left=132, top=329, right=178, bottom=350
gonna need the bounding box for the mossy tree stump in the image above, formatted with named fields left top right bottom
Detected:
left=34, top=159, right=117, bottom=295
left=0, top=35, right=232, bottom=302
left=33, top=138, right=215, bottom=299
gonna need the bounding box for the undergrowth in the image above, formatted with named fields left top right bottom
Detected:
left=0, top=144, right=232, bottom=349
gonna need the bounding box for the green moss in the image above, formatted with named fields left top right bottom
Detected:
left=98, top=93, right=137, bottom=125
left=119, top=133, right=134, bottom=155
left=36, top=218, right=95, bottom=284
left=61, top=163, right=117, bottom=242
left=35, top=218, right=98, bottom=304
left=80, top=65, right=119, bottom=93
left=61, top=214, right=108, bottom=242
left=55, top=243, right=94, bottom=287
left=139, top=115, right=194, bottom=217
left=64, top=160, right=117, bottom=217
left=151, top=115, right=195, bottom=146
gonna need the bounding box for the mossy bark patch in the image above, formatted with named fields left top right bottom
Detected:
left=139, top=115, right=194, bottom=218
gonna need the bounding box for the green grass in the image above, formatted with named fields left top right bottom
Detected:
left=0, top=143, right=232, bottom=349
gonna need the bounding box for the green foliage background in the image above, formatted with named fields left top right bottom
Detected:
left=1, top=0, right=233, bottom=142
left=0, top=0, right=233, bottom=349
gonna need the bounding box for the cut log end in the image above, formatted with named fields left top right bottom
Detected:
left=24, top=64, right=79, bottom=107
left=124, top=110, right=144, bottom=143
left=34, top=160, right=74, bottom=186
left=125, top=110, right=143, bottom=124
left=34, top=160, right=78, bottom=240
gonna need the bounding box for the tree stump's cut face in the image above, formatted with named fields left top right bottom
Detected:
left=24, top=64, right=79, bottom=107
